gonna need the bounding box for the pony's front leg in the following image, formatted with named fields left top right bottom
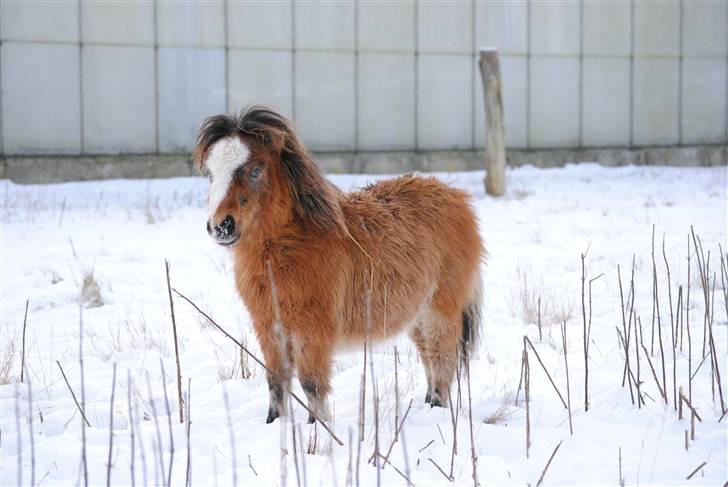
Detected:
left=293, top=336, right=333, bottom=424
left=257, top=325, right=293, bottom=424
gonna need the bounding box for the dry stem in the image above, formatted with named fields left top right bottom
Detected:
left=164, top=260, right=184, bottom=424
left=21, top=298, right=29, bottom=383
left=536, top=440, right=563, bottom=487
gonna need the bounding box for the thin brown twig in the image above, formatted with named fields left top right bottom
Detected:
left=247, top=455, right=258, bottom=477
left=127, top=371, right=136, bottom=487
left=427, top=458, right=452, bottom=482
left=618, top=265, right=635, bottom=405
left=536, top=440, right=563, bottom=487
left=639, top=342, right=666, bottom=400
left=160, top=360, right=175, bottom=487
left=21, top=298, right=29, bottom=383
left=172, top=288, right=344, bottom=446
left=185, top=379, right=191, bottom=487
left=524, top=336, right=568, bottom=409
left=375, top=398, right=413, bottom=468
left=560, top=322, right=573, bottom=435
left=106, top=363, right=117, bottom=487
left=581, top=249, right=589, bottom=412
left=524, top=344, right=531, bottom=458
left=56, top=361, right=91, bottom=427
left=419, top=440, right=435, bottom=453
left=164, top=260, right=184, bottom=424
left=27, top=375, right=36, bottom=487
left=685, top=461, right=707, bottom=480
left=377, top=453, right=415, bottom=487
left=662, top=236, right=677, bottom=410
left=680, top=393, right=703, bottom=422
left=465, top=355, right=479, bottom=487
left=79, top=306, right=88, bottom=487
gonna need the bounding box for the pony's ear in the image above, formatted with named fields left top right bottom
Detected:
left=192, top=145, right=206, bottom=174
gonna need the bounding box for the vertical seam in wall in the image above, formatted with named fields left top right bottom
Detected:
left=526, top=0, right=531, bottom=149
left=414, top=0, right=419, bottom=152
left=629, top=0, right=634, bottom=148
left=678, top=0, right=683, bottom=146
left=354, top=0, right=359, bottom=154
left=470, top=0, right=476, bottom=151
left=224, top=0, right=230, bottom=113
left=153, top=0, right=160, bottom=153
left=578, top=0, right=584, bottom=149
left=78, top=0, right=85, bottom=154
left=291, top=0, right=296, bottom=122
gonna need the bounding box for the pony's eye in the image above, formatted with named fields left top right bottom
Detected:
left=250, top=167, right=261, bottom=179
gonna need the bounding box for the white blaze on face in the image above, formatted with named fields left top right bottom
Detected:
left=205, top=136, right=250, bottom=221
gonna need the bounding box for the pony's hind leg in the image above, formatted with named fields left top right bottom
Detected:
left=409, top=325, right=434, bottom=404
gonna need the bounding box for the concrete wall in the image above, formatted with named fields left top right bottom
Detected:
left=1, top=0, right=726, bottom=158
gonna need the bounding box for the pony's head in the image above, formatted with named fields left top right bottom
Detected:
left=193, top=107, right=343, bottom=246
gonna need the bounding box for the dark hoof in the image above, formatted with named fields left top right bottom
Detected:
left=430, top=394, right=445, bottom=408
left=266, top=408, right=280, bottom=424
left=425, top=390, right=432, bottom=404
left=307, top=414, right=315, bottom=424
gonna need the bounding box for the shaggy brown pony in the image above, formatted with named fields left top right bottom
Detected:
left=193, top=107, right=484, bottom=424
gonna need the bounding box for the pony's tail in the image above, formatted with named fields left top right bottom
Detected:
left=460, top=268, right=484, bottom=367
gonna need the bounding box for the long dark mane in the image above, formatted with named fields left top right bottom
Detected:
left=193, top=106, right=344, bottom=233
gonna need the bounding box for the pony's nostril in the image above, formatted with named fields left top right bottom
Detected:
left=215, top=215, right=236, bottom=238
left=206, top=220, right=212, bottom=234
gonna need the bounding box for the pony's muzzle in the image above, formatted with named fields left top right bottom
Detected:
left=208, top=215, right=240, bottom=246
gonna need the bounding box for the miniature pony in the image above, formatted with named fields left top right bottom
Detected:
left=193, top=107, right=484, bottom=423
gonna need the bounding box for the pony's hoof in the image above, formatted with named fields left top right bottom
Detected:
left=425, top=391, right=432, bottom=404
left=429, top=397, right=445, bottom=408
left=307, top=414, right=315, bottom=424
left=266, top=408, right=280, bottom=424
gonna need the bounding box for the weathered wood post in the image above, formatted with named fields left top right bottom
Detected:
left=478, top=48, right=506, bottom=196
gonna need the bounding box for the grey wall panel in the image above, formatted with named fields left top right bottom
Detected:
left=227, top=1, right=292, bottom=50
left=158, top=48, right=226, bottom=152
left=294, top=51, right=356, bottom=151
left=1, top=42, right=81, bottom=154
left=683, top=1, right=728, bottom=58
left=582, top=57, right=631, bottom=147
left=634, top=1, right=680, bottom=58
left=530, top=1, right=581, bottom=56
left=228, top=49, right=293, bottom=119
left=474, top=1, right=527, bottom=55
left=417, top=54, right=473, bottom=150
left=358, top=52, right=415, bottom=150
left=1, top=0, right=79, bottom=43
left=582, top=1, right=631, bottom=57
left=82, top=46, right=156, bottom=153
left=157, top=1, right=225, bottom=48
left=294, top=2, right=355, bottom=51
left=358, top=1, right=415, bottom=53
left=681, top=58, right=727, bottom=144
left=633, top=58, right=680, bottom=146
left=529, top=56, right=580, bottom=148
left=418, top=1, right=473, bottom=54
left=81, top=1, right=154, bottom=46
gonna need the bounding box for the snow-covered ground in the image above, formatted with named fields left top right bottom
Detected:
left=1, top=164, right=726, bottom=486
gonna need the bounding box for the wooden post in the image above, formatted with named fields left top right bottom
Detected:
left=478, top=48, right=506, bottom=197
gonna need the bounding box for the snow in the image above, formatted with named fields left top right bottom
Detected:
left=1, top=163, right=726, bottom=486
